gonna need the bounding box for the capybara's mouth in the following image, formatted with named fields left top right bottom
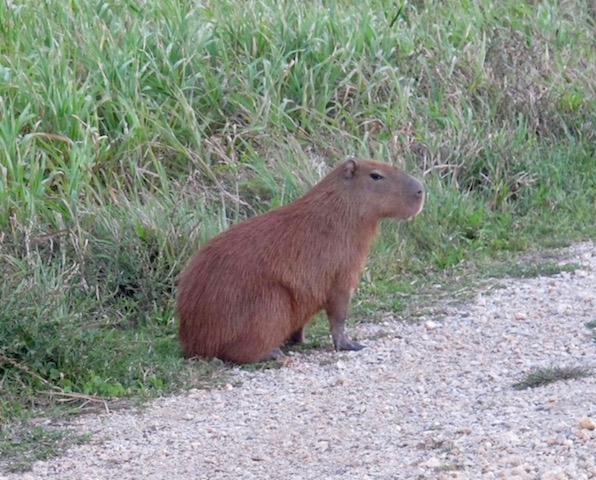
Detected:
left=401, top=199, right=424, bottom=220
left=411, top=196, right=425, bottom=217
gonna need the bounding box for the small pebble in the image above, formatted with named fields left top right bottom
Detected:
left=422, top=457, right=442, bottom=468
left=579, top=416, right=596, bottom=430
left=556, top=304, right=568, bottom=314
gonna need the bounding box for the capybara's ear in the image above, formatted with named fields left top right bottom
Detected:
left=342, top=158, right=358, bottom=179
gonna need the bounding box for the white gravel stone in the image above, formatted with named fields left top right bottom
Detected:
left=578, top=416, right=596, bottom=430
left=2, top=242, right=595, bottom=480
left=424, top=320, right=437, bottom=330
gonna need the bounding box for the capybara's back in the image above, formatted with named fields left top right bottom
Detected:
left=176, top=158, right=424, bottom=364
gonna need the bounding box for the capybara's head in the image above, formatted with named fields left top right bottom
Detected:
left=340, top=158, right=424, bottom=220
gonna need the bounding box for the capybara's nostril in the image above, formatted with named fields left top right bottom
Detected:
left=408, top=177, right=424, bottom=199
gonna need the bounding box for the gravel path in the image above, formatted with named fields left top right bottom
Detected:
left=4, top=242, right=596, bottom=480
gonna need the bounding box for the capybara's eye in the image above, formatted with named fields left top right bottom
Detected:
left=369, top=173, right=384, bottom=180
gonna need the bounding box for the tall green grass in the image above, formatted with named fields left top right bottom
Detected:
left=1, top=0, right=595, bottom=419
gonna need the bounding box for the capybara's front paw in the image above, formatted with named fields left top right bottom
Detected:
left=334, top=337, right=365, bottom=352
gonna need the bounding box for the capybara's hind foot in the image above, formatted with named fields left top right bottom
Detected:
left=285, top=327, right=305, bottom=345
left=260, top=347, right=287, bottom=361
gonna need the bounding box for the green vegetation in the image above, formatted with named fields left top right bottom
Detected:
left=513, top=365, right=592, bottom=390
left=479, top=260, right=580, bottom=279
left=1, top=0, right=594, bottom=429
left=587, top=321, right=596, bottom=342
left=0, top=425, right=90, bottom=473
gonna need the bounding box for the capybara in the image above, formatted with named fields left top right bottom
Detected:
left=176, top=158, right=424, bottom=364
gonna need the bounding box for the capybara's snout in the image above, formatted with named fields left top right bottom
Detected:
left=409, top=176, right=425, bottom=204
left=401, top=175, right=425, bottom=218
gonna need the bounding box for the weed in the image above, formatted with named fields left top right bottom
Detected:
left=513, top=366, right=592, bottom=390
left=481, top=261, right=580, bottom=279
left=0, top=425, right=90, bottom=473
left=586, top=321, right=596, bottom=342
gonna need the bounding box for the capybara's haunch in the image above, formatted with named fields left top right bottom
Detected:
left=176, top=158, right=424, bottom=364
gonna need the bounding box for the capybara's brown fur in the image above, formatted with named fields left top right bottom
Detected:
left=176, top=158, right=424, bottom=364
